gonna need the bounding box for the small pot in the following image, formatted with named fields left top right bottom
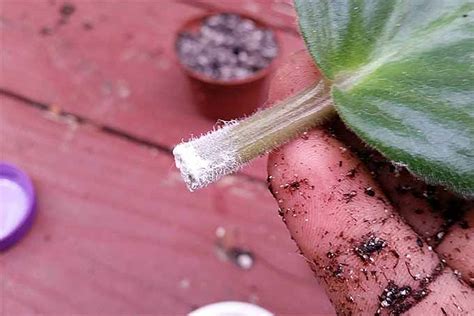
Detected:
left=175, top=13, right=279, bottom=121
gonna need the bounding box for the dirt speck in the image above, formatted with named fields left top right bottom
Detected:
left=343, top=190, right=357, bottom=203
left=377, top=281, right=412, bottom=315
left=39, top=27, right=53, bottom=36
left=416, top=237, right=423, bottom=247
left=346, top=295, right=354, bottom=303
left=282, top=178, right=313, bottom=193
left=364, top=186, right=375, bottom=197
left=82, top=21, right=93, bottom=30
left=331, top=263, right=344, bottom=279
left=354, top=234, right=387, bottom=262
left=434, top=230, right=445, bottom=242
left=60, top=2, right=75, bottom=17
left=288, top=180, right=300, bottom=191
left=346, top=168, right=357, bottom=178
left=326, top=251, right=336, bottom=259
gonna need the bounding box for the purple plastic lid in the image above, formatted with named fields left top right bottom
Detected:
left=0, top=162, right=36, bottom=251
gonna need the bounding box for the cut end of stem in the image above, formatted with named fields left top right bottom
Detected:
left=173, top=122, right=241, bottom=191
left=173, top=80, right=334, bottom=191
left=173, top=143, right=211, bottom=191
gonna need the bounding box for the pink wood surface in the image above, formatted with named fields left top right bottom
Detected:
left=0, top=0, right=305, bottom=180
left=0, top=97, right=334, bottom=314
left=0, top=0, right=334, bottom=314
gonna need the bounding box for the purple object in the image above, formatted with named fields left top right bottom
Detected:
left=0, top=162, right=36, bottom=251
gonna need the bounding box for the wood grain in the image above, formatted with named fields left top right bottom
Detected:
left=0, top=97, right=334, bottom=315
left=0, top=0, right=305, bottom=180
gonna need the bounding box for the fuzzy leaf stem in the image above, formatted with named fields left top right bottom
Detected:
left=173, top=78, right=334, bottom=191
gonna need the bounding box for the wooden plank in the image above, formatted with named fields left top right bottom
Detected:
left=0, top=0, right=305, bottom=180
left=0, top=97, right=334, bottom=315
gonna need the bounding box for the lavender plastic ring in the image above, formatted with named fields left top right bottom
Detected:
left=0, top=162, right=36, bottom=251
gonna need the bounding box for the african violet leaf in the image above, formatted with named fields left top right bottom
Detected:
left=295, top=0, right=474, bottom=197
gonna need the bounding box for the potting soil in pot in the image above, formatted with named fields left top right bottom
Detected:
left=177, top=13, right=278, bottom=81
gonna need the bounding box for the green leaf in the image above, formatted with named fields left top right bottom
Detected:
left=295, top=0, right=474, bottom=197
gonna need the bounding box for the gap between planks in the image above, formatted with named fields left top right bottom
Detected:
left=0, top=88, right=266, bottom=186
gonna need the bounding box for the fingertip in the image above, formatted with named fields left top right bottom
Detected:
left=437, top=209, right=474, bottom=286
left=268, top=130, right=442, bottom=315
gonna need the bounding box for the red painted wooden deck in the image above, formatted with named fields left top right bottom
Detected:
left=0, top=1, right=334, bottom=314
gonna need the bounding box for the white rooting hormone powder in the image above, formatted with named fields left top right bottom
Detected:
left=173, top=122, right=241, bottom=191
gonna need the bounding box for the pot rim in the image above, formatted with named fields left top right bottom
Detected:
left=175, top=11, right=280, bottom=86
